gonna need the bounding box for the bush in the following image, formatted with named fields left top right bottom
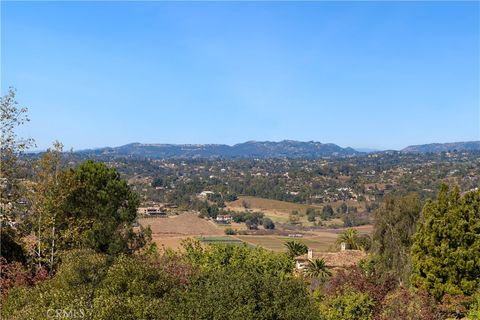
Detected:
left=224, top=228, right=237, bottom=235
left=468, top=290, right=480, bottom=319
left=438, top=294, right=471, bottom=319
left=162, top=268, right=320, bottom=320
left=0, top=258, right=48, bottom=299
left=380, top=287, right=439, bottom=320
left=319, top=286, right=375, bottom=320
left=323, top=267, right=396, bottom=317
left=182, top=240, right=293, bottom=277
left=92, top=255, right=178, bottom=320
left=263, top=217, right=275, bottom=230
left=1, top=249, right=108, bottom=320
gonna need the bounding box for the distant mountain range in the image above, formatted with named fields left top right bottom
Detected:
left=401, top=141, right=480, bottom=153
left=76, top=140, right=480, bottom=159
left=79, top=140, right=361, bottom=159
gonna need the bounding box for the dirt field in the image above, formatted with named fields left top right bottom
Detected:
left=237, top=225, right=372, bottom=253
left=139, top=213, right=223, bottom=236
left=139, top=210, right=373, bottom=252
left=139, top=213, right=224, bottom=250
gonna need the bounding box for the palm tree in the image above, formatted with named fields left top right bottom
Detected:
left=336, top=228, right=360, bottom=250
left=284, top=240, right=308, bottom=258
left=304, top=258, right=332, bottom=280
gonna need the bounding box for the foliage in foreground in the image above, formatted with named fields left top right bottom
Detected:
left=1, top=245, right=317, bottom=320
left=372, top=193, right=421, bottom=285
left=411, top=185, right=480, bottom=299
left=319, top=285, right=375, bottom=320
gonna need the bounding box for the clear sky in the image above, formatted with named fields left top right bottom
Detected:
left=2, top=1, right=479, bottom=151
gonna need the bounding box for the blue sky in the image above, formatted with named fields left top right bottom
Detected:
left=2, top=1, right=479, bottom=151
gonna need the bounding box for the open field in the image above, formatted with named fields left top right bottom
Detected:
left=139, top=210, right=373, bottom=252
left=227, top=196, right=366, bottom=226
left=227, top=196, right=320, bottom=225
left=228, top=196, right=318, bottom=214
left=197, top=236, right=247, bottom=246
left=237, top=234, right=337, bottom=252
left=139, top=213, right=223, bottom=236
left=139, top=213, right=224, bottom=250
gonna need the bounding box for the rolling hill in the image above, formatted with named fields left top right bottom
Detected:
left=401, top=141, right=480, bottom=153
left=78, top=140, right=362, bottom=159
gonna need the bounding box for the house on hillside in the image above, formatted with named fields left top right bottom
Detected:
left=295, top=245, right=366, bottom=271
left=198, top=190, right=214, bottom=199
left=137, top=206, right=167, bottom=217
left=215, top=214, right=232, bottom=224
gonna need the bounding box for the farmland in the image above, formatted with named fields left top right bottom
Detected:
left=139, top=213, right=224, bottom=250
left=227, top=195, right=365, bottom=226
left=139, top=211, right=373, bottom=252
left=237, top=235, right=337, bottom=252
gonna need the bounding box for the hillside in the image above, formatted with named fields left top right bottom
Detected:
left=402, top=141, right=480, bottom=153
left=78, top=140, right=362, bottom=159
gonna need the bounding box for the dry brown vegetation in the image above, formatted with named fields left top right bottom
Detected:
left=227, top=196, right=366, bottom=225
left=139, top=206, right=373, bottom=252
left=139, top=213, right=224, bottom=250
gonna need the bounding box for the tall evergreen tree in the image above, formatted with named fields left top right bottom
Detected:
left=411, top=185, right=480, bottom=299
left=372, top=193, right=421, bottom=284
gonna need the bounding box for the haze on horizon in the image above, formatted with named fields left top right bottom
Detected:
left=2, top=1, right=479, bottom=151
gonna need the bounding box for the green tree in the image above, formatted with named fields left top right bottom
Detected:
left=337, top=228, right=361, bottom=250
left=28, top=141, right=67, bottom=271
left=288, top=211, right=300, bottom=225
left=319, top=286, right=374, bottom=320
left=304, top=258, right=331, bottom=281
left=321, top=205, right=334, bottom=220
left=224, top=228, right=236, bottom=235
left=183, top=240, right=293, bottom=277
left=468, top=290, right=480, bottom=319
left=92, top=255, right=177, bottom=320
left=1, top=249, right=108, bottom=320
left=372, top=193, right=421, bottom=284
left=263, top=217, right=275, bottom=229
left=284, top=240, right=308, bottom=258
left=0, top=88, right=35, bottom=221
left=306, top=208, right=317, bottom=223
left=0, top=88, right=34, bottom=262
left=162, top=268, right=320, bottom=320
left=62, top=160, right=149, bottom=255
left=411, top=185, right=480, bottom=299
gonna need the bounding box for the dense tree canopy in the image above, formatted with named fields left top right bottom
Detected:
left=372, top=193, right=421, bottom=284
left=2, top=246, right=318, bottom=320
left=63, top=160, right=144, bottom=255
left=411, top=185, right=480, bottom=299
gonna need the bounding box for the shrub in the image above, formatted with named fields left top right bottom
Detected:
left=0, top=258, right=48, bottom=300
left=263, top=217, right=275, bottom=230
left=224, top=228, right=237, bottom=235
left=468, top=290, right=480, bottom=319
left=319, top=286, right=374, bottom=320
left=380, top=287, right=439, bottom=320
left=1, top=249, right=108, bottom=320
left=162, top=268, right=321, bottom=320
left=323, top=266, right=396, bottom=317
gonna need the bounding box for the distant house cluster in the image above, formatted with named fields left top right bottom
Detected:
left=198, top=190, right=214, bottom=199
left=215, top=214, right=232, bottom=224
left=137, top=206, right=167, bottom=217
